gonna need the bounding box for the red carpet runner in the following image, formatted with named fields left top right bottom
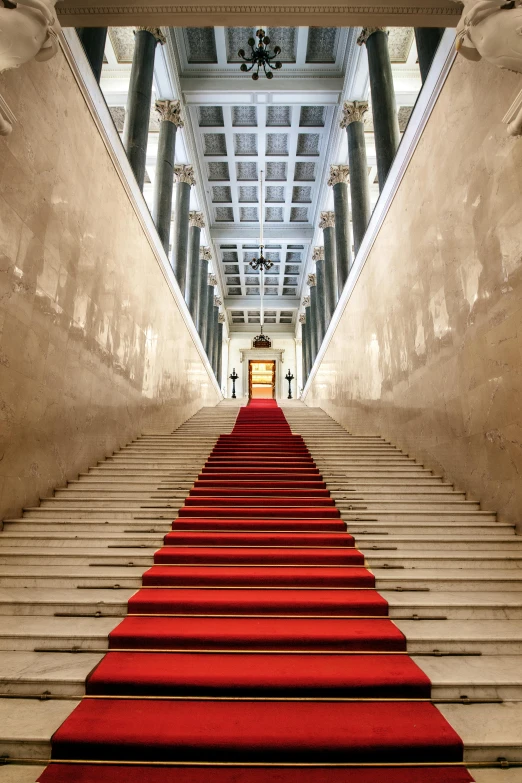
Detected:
left=39, top=400, right=472, bottom=782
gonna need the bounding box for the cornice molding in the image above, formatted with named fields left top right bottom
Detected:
left=59, top=5, right=460, bottom=18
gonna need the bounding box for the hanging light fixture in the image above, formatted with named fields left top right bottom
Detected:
left=251, top=171, right=272, bottom=348
left=238, top=29, right=283, bottom=80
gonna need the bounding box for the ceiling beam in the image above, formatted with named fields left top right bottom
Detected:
left=225, top=297, right=300, bottom=310
left=59, top=1, right=460, bottom=28
left=211, top=227, right=314, bottom=242
left=182, top=80, right=344, bottom=99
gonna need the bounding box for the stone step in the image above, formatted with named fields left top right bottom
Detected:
left=21, top=508, right=181, bottom=519
left=0, top=697, right=79, bottom=760
left=0, top=616, right=117, bottom=651
left=332, top=490, right=467, bottom=499
left=368, top=551, right=522, bottom=569
left=3, top=520, right=174, bottom=532
left=375, top=569, right=522, bottom=592
left=441, top=702, right=522, bottom=762
left=343, top=511, right=496, bottom=523
left=384, top=590, right=522, bottom=620
left=357, top=535, right=521, bottom=550
left=0, top=587, right=134, bottom=615
left=417, top=655, right=522, bottom=699
left=337, top=501, right=482, bottom=511
left=0, top=567, right=143, bottom=589
left=0, top=651, right=105, bottom=697
left=0, top=548, right=156, bottom=566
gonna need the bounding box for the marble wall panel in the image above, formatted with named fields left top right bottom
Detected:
left=0, top=48, right=220, bottom=520
left=306, top=56, right=522, bottom=526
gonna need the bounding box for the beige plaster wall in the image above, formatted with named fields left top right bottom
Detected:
left=0, top=47, right=220, bottom=520
left=306, top=56, right=522, bottom=525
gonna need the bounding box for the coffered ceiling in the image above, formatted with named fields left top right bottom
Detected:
left=168, top=27, right=354, bottom=332
left=98, top=24, right=424, bottom=333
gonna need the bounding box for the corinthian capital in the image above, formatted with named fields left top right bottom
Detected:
left=208, top=273, right=218, bottom=286
left=200, top=246, right=212, bottom=261
left=218, top=313, right=226, bottom=323
left=328, top=164, right=350, bottom=187
left=302, top=296, right=310, bottom=307
left=357, top=27, right=387, bottom=46
left=135, top=27, right=167, bottom=45
left=312, top=246, right=325, bottom=262
left=214, top=295, right=222, bottom=307
left=319, top=211, right=335, bottom=229
left=299, top=313, right=306, bottom=324
left=155, top=99, right=184, bottom=128
left=307, top=273, right=316, bottom=287
left=189, top=211, right=205, bottom=228
left=340, top=100, right=369, bottom=128
left=174, top=164, right=196, bottom=186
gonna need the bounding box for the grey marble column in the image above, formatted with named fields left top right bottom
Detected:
left=77, top=28, right=107, bottom=83
left=185, top=211, right=205, bottom=321
left=415, top=28, right=444, bottom=83
left=211, top=301, right=220, bottom=376
left=197, top=250, right=211, bottom=344
left=307, top=276, right=319, bottom=365
left=313, top=247, right=327, bottom=346
left=299, top=313, right=308, bottom=383
left=171, top=165, right=196, bottom=294
left=123, top=27, right=165, bottom=192
left=303, top=296, right=313, bottom=381
left=152, top=100, right=183, bottom=254
left=319, top=212, right=338, bottom=322
left=204, top=275, right=217, bottom=361
left=340, top=102, right=371, bottom=256
left=358, top=28, right=400, bottom=190
left=217, top=315, right=225, bottom=386
left=328, top=165, right=352, bottom=294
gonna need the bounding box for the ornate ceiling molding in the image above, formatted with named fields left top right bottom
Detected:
left=155, top=99, right=184, bottom=127
left=189, top=210, right=205, bottom=228
left=58, top=5, right=460, bottom=25
left=340, top=100, right=369, bottom=127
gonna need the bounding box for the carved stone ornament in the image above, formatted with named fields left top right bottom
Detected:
left=200, top=246, right=212, bottom=261
left=0, top=0, right=61, bottom=135
left=135, top=27, right=167, bottom=45
left=189, top=211, right=205, bottom=228
left=312, top=246, right=325, bottom=262
left=208, top=273, right=218, bottom=286
left=302, top=296, right=311, bottom=307
left=155, top=99, right=184, bottom=128
left=319, top=211, right=335, bottom=229
left=299, top=313, right=306, bottom=323
left=173, top=164, right=196, bottom=187
left=357, top=27, right=387, bottom=46
left=452, top=0, right=522, bottom=136
left=307, top=273, right=317, bottom=287
left=328, top=164, right=350, bottom=187
left=340, top=100, right=369, bottom=128
left=214, top=295, right=222, bottom=307
left=218, top=313, right=226, bottom=323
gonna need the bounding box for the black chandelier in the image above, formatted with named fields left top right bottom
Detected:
left=238, top=29, right=282, bottom=80
left=249, top=245, right=273, bottom=272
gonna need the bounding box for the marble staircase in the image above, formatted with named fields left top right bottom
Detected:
left=0, top=399, right=520, bottom=780
left=0, top=403, right=240, bottom=781
left=280, top=401, right=522, bottom=777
